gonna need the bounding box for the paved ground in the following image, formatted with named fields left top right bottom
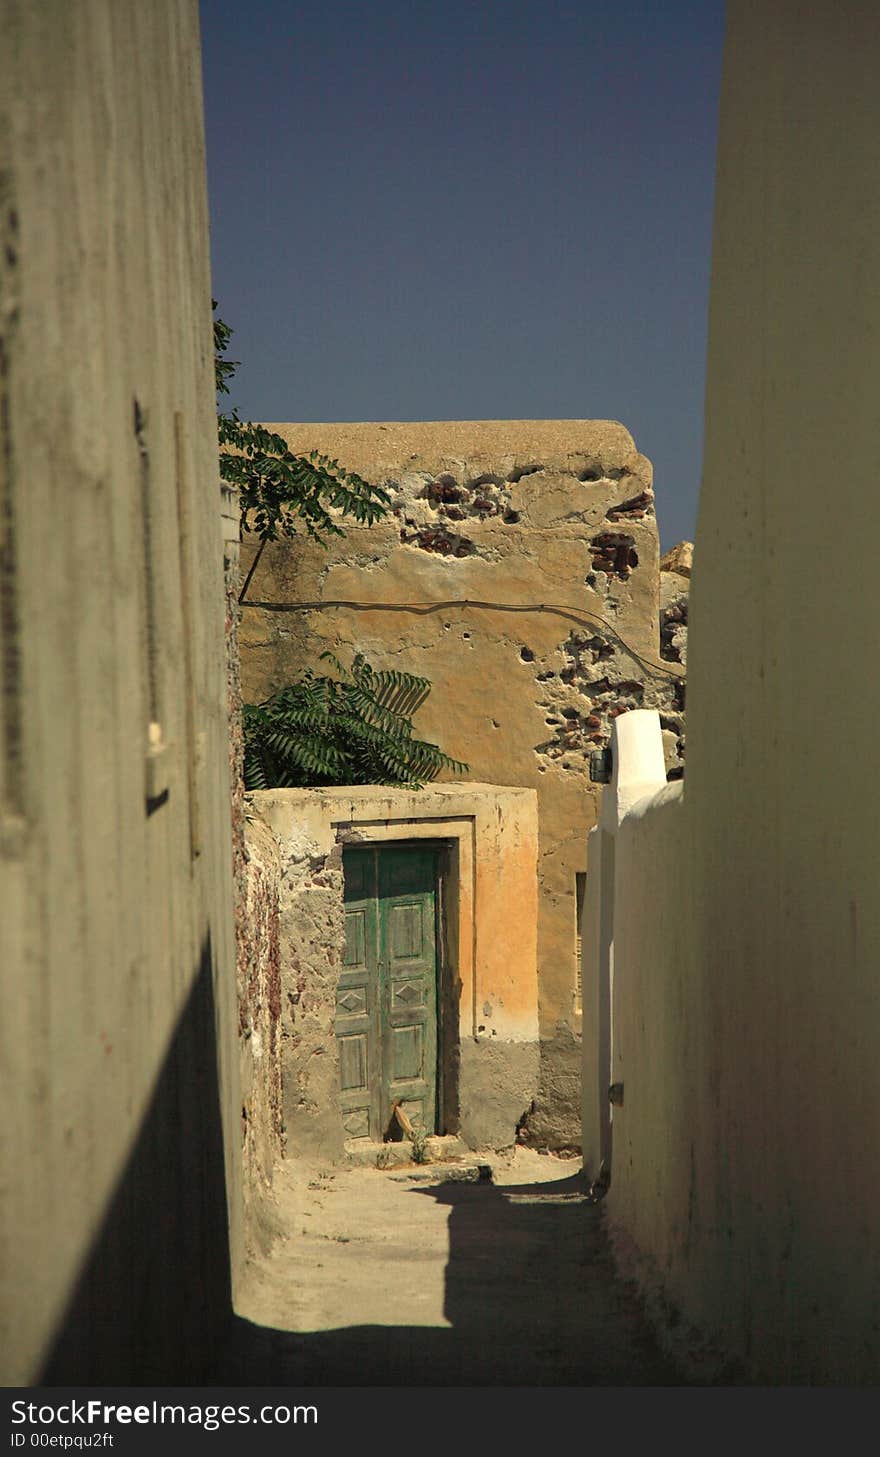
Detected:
left=221, top=1148, right=684, bottom=1386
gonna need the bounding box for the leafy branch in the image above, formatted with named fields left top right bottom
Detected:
left=214, top=305, right=391, bottom=600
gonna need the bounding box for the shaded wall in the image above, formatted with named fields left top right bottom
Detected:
left=0, top=0, right=242, bottom=1382
left=239, top=421, right=683, bottom=1149
left=600, top=0, right=880, bottom=1383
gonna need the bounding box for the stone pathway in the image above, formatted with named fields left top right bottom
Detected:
left=221, top=1148, right=683, bottom=1386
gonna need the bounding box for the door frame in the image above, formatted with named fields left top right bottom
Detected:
left=339, top=836, right=459, bottom=1140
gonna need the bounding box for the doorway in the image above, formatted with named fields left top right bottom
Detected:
left=337, top=843, right=440, bottom=1141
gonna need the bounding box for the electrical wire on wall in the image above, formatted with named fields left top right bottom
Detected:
left=239, top=596, right=685, bottom=685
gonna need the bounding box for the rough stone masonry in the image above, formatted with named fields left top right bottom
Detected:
left=238, top=420, right=685, bottom=1151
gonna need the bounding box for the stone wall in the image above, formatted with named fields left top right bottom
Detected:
left=658, top=542, right=691, bottom=776
left=238, top=421, right=684, bottom=1149
left=0, top=0, right=242, bottom=1382
left=224, top=518, right=283, bottom=1252
left=263, top=806, right=348, bottom=1162
left=237, top=812, right=283, bottom=1247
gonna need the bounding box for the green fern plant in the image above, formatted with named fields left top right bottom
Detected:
left=243, top=653, right=468, bottom=791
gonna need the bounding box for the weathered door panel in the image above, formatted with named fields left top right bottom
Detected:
left=338, top=844, right=438, bottom=1140
left=379, top=846, right=438, bottom=1136
left=337, top=847, right=380, bottom=1140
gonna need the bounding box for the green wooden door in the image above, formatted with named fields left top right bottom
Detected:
left=337, top=844, right=438, bottom=1141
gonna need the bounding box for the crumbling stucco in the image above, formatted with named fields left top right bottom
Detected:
left=657, top=546, right=691, bottom=777
left=226, top=529, right=283, bottom=1251
left=270, top=823, right=348, bottom=1161
left=238, top=814, right=283, bottom=1248
left=238, top=421, right=684, bottom=1150
left=659, top=545, right=691, bottom=670
left=250, top=784, right=539, bottom=1156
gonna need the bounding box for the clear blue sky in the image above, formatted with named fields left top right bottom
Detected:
left=201, top=0, right=725, bottom=549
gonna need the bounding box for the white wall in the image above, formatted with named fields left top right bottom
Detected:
left=592, top=0, right=880, bottom=1383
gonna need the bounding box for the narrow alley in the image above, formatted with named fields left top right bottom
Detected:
left=10, top=0, right=880, bottom=1398
left=221, top=1150, right=684, bottom=1386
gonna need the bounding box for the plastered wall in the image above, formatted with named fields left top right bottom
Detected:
left=225, top=530, right=283, bottom=1253
left=598, top=0, right=880, bottom=1383
left=239, top=420, right=682, bottom=1148
left=248, top=783, right=539, bottom=1155
left=0, top=0, right=242, bottom=1382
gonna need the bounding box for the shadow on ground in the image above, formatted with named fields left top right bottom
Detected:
left=222, top=1167, right=683, bottom=1386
